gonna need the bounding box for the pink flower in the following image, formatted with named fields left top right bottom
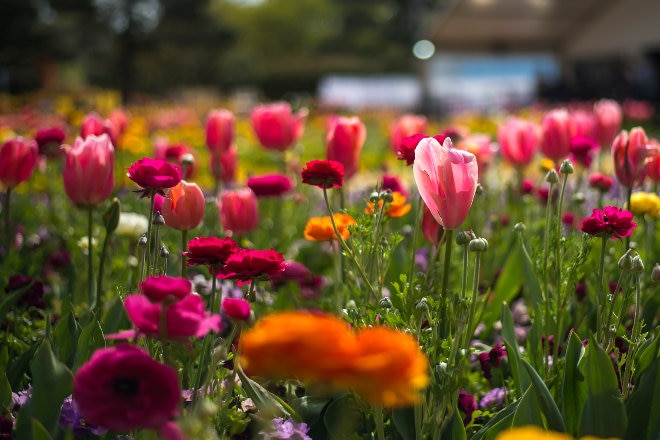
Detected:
left=219, top=248, right=285, bottom=281
left=611, top=127, right=654, bottom=189
left=72, top=344, right=180, bottom=432
left=206, top=109, right=235, bottom=154
left=222, top=297, right=252, bottom=321
left=594, top=99, right=622, bottom=148
left=325, top=115, right=366, bottom=178
left=210, top=146, right=238, bottom=184
left=390, top=114, right=427, bottom=154
left=139, top=275, right=191, bottom=302
left=80, top=112, right=112, bottom=140
left=457, top=134, right=495, bottom=177
left=62, top=134, right=115, bottom=206
left=247, top=173, right=293, bottom=197
left=540, top=109, right=572, bottom=161
left=413, top=137, right=478, bottom=230
left=127, top=157, right=182, bottom=196
left=497, top=117, right=539, bottom=167
left=251, top=102, right=308, bottom=151
left=106, top=108, right=129, bottom=145
left=161, top=180, right=205, bottom=231
left=0, top=137, right=38, bottom=188
left=122, top=294, right=223, bottom=339
left=35, top=126, right=66, bottom=156
left=569, top=134, right=599, bottom=168
left=588, top=172, right=614, bottom=192
left=218, top=188, right=260, bottom=236
left=579, top=206, right=637, bottom=239
left=421, top=204, right=444, bottom=245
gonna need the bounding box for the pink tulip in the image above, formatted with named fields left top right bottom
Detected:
left=218, top=187, right=259, bottom=236
left=457, top=134, right=495, bottom=177
left=0, top=137, right=38, bottom=188
left=568, top=109, right=596, bottom=138
left=250, top=102, right=308, bottom=151
left=497, top=117, right=539, bottom=168
left=413, top=137, right=478, bottom=230
left=390, top=114, right=427, bottom=154
left=62, top=134, right=115, bottom=206
left=594, top=99, right=623, bottom=148
left=80, top=112, right=111, bottom=139
left=421, top=204, right=444, bottom=245
left=540, top=109, right=572, bottom=161
left=161, top=181, right=205, bottom=231
left=611, top=127, right=654, bottom=189
left=325, top=115, right=366, bottom=178
left=210, top=146, right=238, bottom=184
left=106, top=108, right=129, bottom=145
left=206, top=109, right=235, bottom=154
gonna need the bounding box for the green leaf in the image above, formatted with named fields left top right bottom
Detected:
left=480, top=247, right=522, bottom=329
left=103, top=197, right=121, bottom=233
left=73, top=318, right=105, bottom=370
left=471, top=400, right=520, bottom=440
left=101, top=294, right=130, bottom=335
left=512, top=386, right=545, bottom=428
left=624, top=357, right=660, bottom=440
left=634, top=327, right=660, bottom=381
left=523, top=360, right=567, bottom=432
left=561, top=331, right=587, bottom=436
left=52, top=309, right=81, bottom=368
left=501, top=302, right=530, bottom=397
left=6, top=341, right=39, bottom=390
left=30, top=418, right=53, bottom=440
left=322, top=394, right=364, bottom=439
left=441, top=409, right=467, bottom=440
left=0, top=370, right=11, bottom=408
left=392, top=406, right=416, bottom=440
left=235, top=366, right=299, bottom=421
left=578, top=339, right=627, bottom=438
left=15, top=338, right=72, bottom=437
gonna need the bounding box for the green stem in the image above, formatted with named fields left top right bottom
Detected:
left=181, top=229, right=188, bottom=278
left=406, top=196, right=423, bottom=301
left=95, top=228, right=111, bottom=316
left=542, top=181, right=555, bottom=374
left=145, top=192, right=156, bottom=280
left=596, top=236, right=608, bottom=343
left=553, top=173, right=569, bottom=359
left=374, top=405, right=385, bottom=440
left=464, top=249, right=483, bottom=351
left=193, top=268, right=218, bottom=407
left=3, top=186, right=11, bottom=251
left=439, top=229, right=454, bottom=338
left=622, top=271, right=643, bottom=399
left=87, top=205, right=96, bottom=311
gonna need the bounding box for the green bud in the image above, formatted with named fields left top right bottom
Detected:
left=652, top=263, right=660, bottom=282
left=153, top=211, right=165, bottom=226
left=475, top=183, right=484, bottom=196
left=369, top=191, right=380, bottom=203
left=379, top=297, right=393, bottom=309
left=513, top=222, right=526, bottom=233
left=181, top=153, right=195, bottom=167
left=545, top=169, right=559, bottom=184
left=455, top=230, right=473, bottom=245
left=137, top=234, right=147, bottom=247
left=572, top=192, right=585, bottom=204
left=380, top=189, right=393, bottom=203
left=469, top=237, right=488, bottom=252
left=631, top=255, right=644, bottom=274
left=560, top=159, right=574, bottom=175
left=160, top=245, right=170, bottom=258
left=103, top=197, right=121, bottom=234
left=618, top=250, right=633, bottom=271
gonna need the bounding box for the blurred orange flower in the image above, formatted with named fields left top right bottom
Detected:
left=365, top=191, right=412, bottom=218
left=303, top=213, right=356, bottom=241
left=239, top=311, right=429, bottom=407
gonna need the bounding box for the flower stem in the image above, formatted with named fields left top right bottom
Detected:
left=374, top=405, right=386, bottom=440
left=439, top=229, right=454, bottom=338
left=3, top=186, right=11, bottom=251
left=145, top=193, right=156, bottom=281
left=95, top=226, right=111, bottom=316
left=463, top=248, right=483, bottom=351
left=87, top=205, right=97, bottom=311
left=406, top=196, right=423, bottom=300
left=181, top=229, right=188, bottom=278
left=596, top=235, right=608, bottom=343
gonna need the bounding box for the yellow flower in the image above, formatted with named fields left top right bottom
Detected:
left=365, top=191, right=412, bottom=218
left=239, top=311, right=429, bottom=407
left=495, top=426, right=619, bottom=440
left=303, top=213, right=356, bottom=241
left=629, top=191, right=660, bottom=218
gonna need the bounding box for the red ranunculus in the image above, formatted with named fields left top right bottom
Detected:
left=126, top=157, right=182, bottom=197
left=183, top=236, right=238, bottom=268
left=73, top=344, right=180, bottom=433
left=247, top=173, right=293, bottom=197
left=221, top=297, right=252, bottom=321
left=588, top=173, right=614, bottom=192
left=579, top=206, right=637, bottom=239
left=396, top=133, right=426, bottom=166
left=219, top=248, right=285, bottom=281
left=139, top=275, right=191, bottom=302
left=301, top=160, right=344, bottom=189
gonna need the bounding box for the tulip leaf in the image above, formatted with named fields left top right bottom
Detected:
left=522, top=360, right=567, bottom=432
left=6, top=340, right=39, bottom=390
left=236, top=366, right=299, bottom=421
left=633, top=327, right=660, bottom=382
left=512, top=386, right=544, bottom=428
left=323, top=394, right=364, bottom=439
left=501, top=302, right=530, bottom=398
left=471, top=400, right=520, bottom=440
left=440, top=409, right=466, bottom=440
left=392, top=406, right=416, bottom=440
left=101, top=294, right=130, bottom=335
left=73, top=318, right=105, bottom=370
left=52, top=309, right=81, bottom=368
left=29, top=419, right=53, bottom=440
left=561, top=331, right=587, bottom=436
left=15, top=338, right=72, bottom=438
left=577, top=339, right=627, bottom=438
left=624, top=357, right=660, bottom=440
left=0, top=370, right=11, bottom=408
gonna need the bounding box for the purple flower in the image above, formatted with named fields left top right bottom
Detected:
left=479, top=387, right=509, bottom=409
left=11, top=385, right=32, bottom=408
left=259, top=417, right=312, bottom=440
left=58, top=395, right=108, bottom=438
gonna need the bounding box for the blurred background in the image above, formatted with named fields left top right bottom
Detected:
left=2, top=0, right=660, bottom=115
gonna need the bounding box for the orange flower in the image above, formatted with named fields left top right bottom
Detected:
left=239, top=311, right=429, bottom=407
left=303, top=213, right=356, bottom=241
left=365, top=191, right=412, bottom=218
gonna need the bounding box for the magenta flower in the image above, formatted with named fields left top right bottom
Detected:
left=413, top=137, right=479, bottom=230
left=219, top=248, right=285, bottom=282
left=221, top=297, right=252, bottom=321
left=62, top=134, right=115, bottom=206
left=35, top=126, right=66, bottom=156
left=325, top=115, right=366, bottom=178
left=457, top=389, right=477, bottom=426
left=184, top=236, right=238, bottom=268
left=579, top=206, right=637, bottom=240
left=126, top=157, right=182, bottom=197
left=72, top=344, right=180, bottom=433
left=251, top=102, right=307, bottom=151
left=0, top=137, right=39, bottom=188
left=247, top=173, right=293, bottom=197
left=396, top=133, right=426, bottom=166
left=139, top=275, right=191, bottom=302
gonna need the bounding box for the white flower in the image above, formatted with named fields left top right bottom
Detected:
left=116, top=212, right=149, bottom=239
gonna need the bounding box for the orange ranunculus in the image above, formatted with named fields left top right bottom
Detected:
left=365, top=191, right=412, bottom=218
left=303, top=213, right=356, bottom=241
left=239, top=311, right=429, bottom=407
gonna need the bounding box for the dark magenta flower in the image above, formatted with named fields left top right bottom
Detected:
left=457, top=389, right=477, bottom=426
left=395, top=133, right=426, bottom=166
left=219, top=248, right=285, bottom=281
left=139, top=275, right=191, bottom=302
left=126, top=157, right=182, bottom=197
left=72, top=344, right=180, bottom=433
left=247, top=173, right=293, bottom=197
left=221, top=297, right=252, bottom=321
left=588, top=172, right=615, bottom=192
left=569, top=134, right=599, bottom=168
left=35, top=126, right=66, bottom=156
left=301, top=160, right=344, bottom=189
left=579, top=206, right=637, bottom=239
left=381, top=173, right=408, bottom=197
left=6, top=274, right=46, bottom=309
left=183, top=236, right=238, bottom=268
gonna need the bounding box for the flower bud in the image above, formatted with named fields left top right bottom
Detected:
left=181, top=153, right=195, bottom=167
left=369, top=191, right=380, bottom=203
left=545, top=169, right=559, bottom=184
left=379, top=297, right=393, bottom=309
left=455, top=230, right=473, bottom=245
left=560, top=159, right=574, bottom=175
left=631, top=255, right=644, bottom=274
left=572, top=192, right=585, bottom=204
left=380, top=189, right=394, bottom=203
left=652, top=263, right=660, bottom=282
left=160, top=246, right=169, bottom=259
left=618, top=250, right=633, bottom=271
left=138, top=234, right=147, bottom=247
left=153, top=211, right=165, bottom=226
left=475, top=183, right=484, bottom=196
left=513, top=222, right=526, bottom=233
left=469, top=237, right=488, bottom=252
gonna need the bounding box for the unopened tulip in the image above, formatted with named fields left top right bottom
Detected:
left=390, top=114, right=427, bottom=154
left=326, top=115, right=366, bottom=179
left=251, top=102, right=307, bottom=151
left=0, top=137, right=39, bottom=188
left=206, top=109, right=235, bottom=154
left=80, top=112, right=111, bottom=139
left=540, top=109, right=572, bottom=161
left=611, top=127, right=654, bottom=189
left=497, top=117, right=539, bottom=168
left=62, top=134, right=115, bottom=206
left=594, top=99, right=623, bottom=148
left=161, top=181, right=205, bottom=231
left=218, top=188, right=259, bottom=236
left=413, top=137, right=478, bottom=230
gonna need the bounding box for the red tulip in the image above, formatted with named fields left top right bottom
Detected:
left=611, top=127, right=654, bottom=188
left=326, top=115, right=366, bottom=179
left=62, top=134, right=115, bottom=206
left=0, top=137, right=38, bottom=188
left=161, top=180, right=205, bottom=231
left=390, top=114, right=427, bottom=154
left=413, top=137, right=478, bottom=230
left=540, top=109, right=572, bottom=161
left=250, top=102, right=307, bottom=151
left=218, top=188, right=259, bottom=236
left=206, top=109, right=235, bottom=154
left=497, top=117, right=539, bottom=168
